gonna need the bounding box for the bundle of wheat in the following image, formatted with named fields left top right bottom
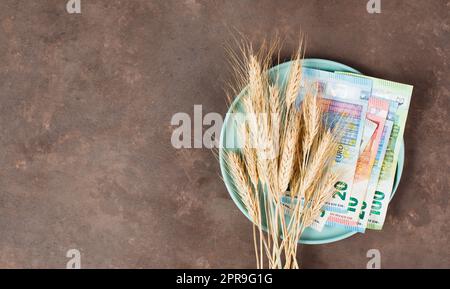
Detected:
left=223, top=38, right=340, bottom=269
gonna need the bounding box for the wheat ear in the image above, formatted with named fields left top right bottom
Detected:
left=277, top=47, right=303, bottom=192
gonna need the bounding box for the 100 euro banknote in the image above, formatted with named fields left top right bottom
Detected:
left=353, top=98, right=390, bottom=232
left=357, top=119, right=393, bottom=232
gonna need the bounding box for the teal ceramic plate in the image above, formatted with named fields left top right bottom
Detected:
left=219, top=58, right=404, bottom=245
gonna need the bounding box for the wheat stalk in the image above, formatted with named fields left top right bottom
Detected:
left=278, top=105, right=302, bottom=193
left=241, top=124, right=259, bottom=189
left=225, top=150, right=264, bottom=268
left=225, top=152, right=258, bottom=220
left=284, top=130, right=338, bottom=268
left=285, top=57, right=303, bottom=107
left=277, top=43, right=304, bottom=192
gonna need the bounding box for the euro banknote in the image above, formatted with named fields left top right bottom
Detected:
left=298, top=68, right=371, bottom=213
left=357, top=119, right=393, bottom=231
left=310, top=210, right=330, bottom=232
left=327, top=97, right=389, bottom=230
left=337, top=74, right=413, bottom=230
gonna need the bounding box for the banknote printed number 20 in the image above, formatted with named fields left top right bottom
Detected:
left=333, top=181, right=348, bottom=201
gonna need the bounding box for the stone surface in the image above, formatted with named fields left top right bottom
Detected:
left=0, top=0, right=448, bottom=268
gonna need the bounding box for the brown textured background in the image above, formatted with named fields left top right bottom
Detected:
left=0, top=0, right=449, bottom=268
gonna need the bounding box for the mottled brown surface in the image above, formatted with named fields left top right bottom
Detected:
left=0, top=0, right=448, bottom=268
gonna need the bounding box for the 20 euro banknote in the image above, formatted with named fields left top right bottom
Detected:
left=298, top=68, right=371, bottom=213
left=327, top=97, right=389, bottom=230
